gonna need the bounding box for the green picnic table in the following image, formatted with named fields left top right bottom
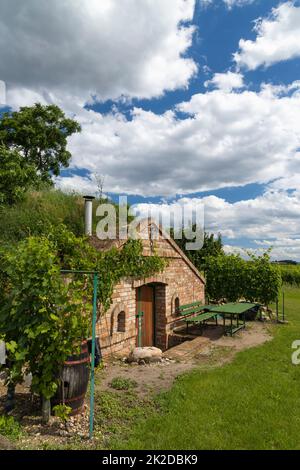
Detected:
left=177, top=301, right=260, bottom=337
left=203, top=302, right=260, bottom=336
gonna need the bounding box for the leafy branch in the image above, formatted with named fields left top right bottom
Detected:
left=0, top=224, right=165, bottom=401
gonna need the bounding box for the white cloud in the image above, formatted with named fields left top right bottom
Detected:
left=270, top=174, right=300, bottom=192
left=253, top=238, right=300, bottom=261
left=134, top=189, right=300, bottom=260
left=234, top=2, right=300, bottom=70
left=5, top=87, right=49, bottom=109
left=148, top=190, right=300, bottom=243
left=224, top=0, right=254, bottom=8
left=0, top=0, right=197, bottom=103
left=0, top=80, right=6, bottom=106
left=200, top=0, right=254, bottom=8
left=55, top=174, right=98, bottom=196
left=199, top=0, right=214, bottom=6
left=201, top=190, right=300, bottom=241
left=1, top=0, right=299, bottom=260
left=204, top=71, right=244, bottom=91
left=5, top=1, right=300, bottom=201
left=52, top=79, right=300, bottom=196
left=225, top=240, right=300, bottom=262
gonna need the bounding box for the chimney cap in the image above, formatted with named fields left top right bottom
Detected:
left=83, top=195, right=95, bottom=201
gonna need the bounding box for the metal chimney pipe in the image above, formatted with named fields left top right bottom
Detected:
left=83, top=196, right=95, bottom=236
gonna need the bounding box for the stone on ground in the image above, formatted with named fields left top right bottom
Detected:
left=128, top=347, right=162, bottom=364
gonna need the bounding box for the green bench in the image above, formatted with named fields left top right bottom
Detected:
left=177, top=301, right=218, bottom=334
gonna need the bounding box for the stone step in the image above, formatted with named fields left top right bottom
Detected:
left=167, top=333, right=195, bottom=349
left=164, top=335, right=210, bottom=361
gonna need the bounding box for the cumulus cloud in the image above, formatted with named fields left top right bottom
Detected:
left=234, top=2, right=300, bottom=70
left=133, top=189, right=300, bottom=260
left=55, top=174, right=98, bottom=196
left=204, top=71, right=244, bottom=91
left=201, top=190, right=300, bottom=241
left=0, top=0, right=197, bottom=103
left=4, top=1, right=300, bottom=200
left=51, top=80, right=300, bottom=197
left=224, top=239, right=300, bottom=262
left=1, top=0, right=299, bottom=259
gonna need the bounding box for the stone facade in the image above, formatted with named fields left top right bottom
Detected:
left=95, top=220, right=205, bottom=357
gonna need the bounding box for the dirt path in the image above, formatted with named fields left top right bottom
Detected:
left=98, top=321, right=272, bottom=396
left=0, top=321, right=272, bottom=449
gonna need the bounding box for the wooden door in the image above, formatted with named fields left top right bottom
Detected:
left=136, top=286, right=154, bottom=347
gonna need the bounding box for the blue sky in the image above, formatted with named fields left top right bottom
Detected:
left=91, top=0, right=294, bottom=117
left=0, top=0, right=300, bottom=260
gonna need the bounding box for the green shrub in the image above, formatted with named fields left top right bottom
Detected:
left=205, top=252, right=281, bottom=306
left=205, top=253, right=245, bottom=302
left=280, top=266, right=300, bottom=286
left=0, top=233, right=92, bottom=399
left=53, top=404, right=72, bottom=423
left=0, top=415, right=23, bottom=440
left=110, top=377, right=138, bottom=391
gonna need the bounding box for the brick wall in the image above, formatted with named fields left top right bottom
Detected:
left=96, top=278, right=137, bottom=357
left=96, top=224, right=205, bottom=357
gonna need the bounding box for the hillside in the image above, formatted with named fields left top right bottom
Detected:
left=0, top=190, right=89, bottom=245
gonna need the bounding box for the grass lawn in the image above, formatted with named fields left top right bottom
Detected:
left=110, top=286, right=300, bottom=450
left=4, top=286, right=299, bottom=450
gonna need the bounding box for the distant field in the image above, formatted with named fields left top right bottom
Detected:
left=277, top=264, right=299, bottom=270
left=278, top=265, right=300, bottom=286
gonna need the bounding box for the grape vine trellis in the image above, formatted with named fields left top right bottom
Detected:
left=0, top=224, right=166, bottom=438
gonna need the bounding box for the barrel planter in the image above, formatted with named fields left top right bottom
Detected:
left=51, top=341, right=90, bottom=415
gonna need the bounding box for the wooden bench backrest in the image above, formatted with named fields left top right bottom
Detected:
left=178, top=300, right=204, bottom=316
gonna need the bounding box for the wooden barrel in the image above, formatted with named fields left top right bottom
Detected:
left=51, top=341, right=90, bottom=415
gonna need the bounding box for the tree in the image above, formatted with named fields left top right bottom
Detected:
left=0, top=104, right=81, bottom=183
left=94, top=173, right=106, bottom=200
left=205, top=251, right=281, bottom=305
left=0, top=146, right=36, bottom=205
left=205, top=253, right=247, bottom=302
left=172, top=228, right=224, bottom=271
left=244, top=251, right=282, bottom=306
